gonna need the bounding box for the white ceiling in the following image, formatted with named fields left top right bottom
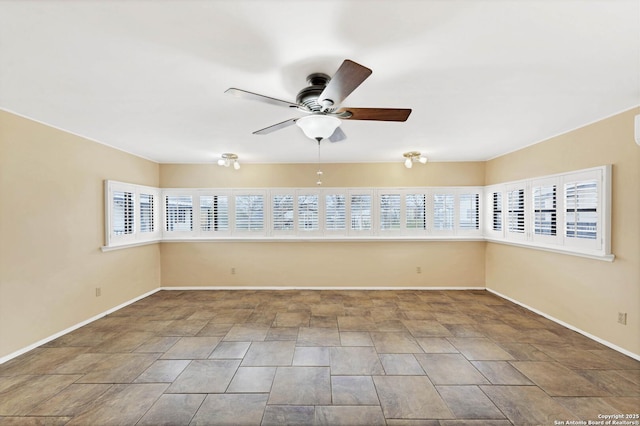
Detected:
left=1, top=1, right=638, bottom=164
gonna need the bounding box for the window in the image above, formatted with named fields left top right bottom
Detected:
left=235, top=194, right=264, bottom=231
left=492, top=192, right=502, bottom=232
left=350, top=193, right=372, bottom=231
left=459, top=193, right=479, bottom=230
left=380, top=194, right=401, bottom=230
left=483, top=166, right=610, bottom=259
left=200, top=195, right=229, bottom=232
left=298, top=194, right=319, bottom=231
left=139, top=193, right=154, bottom=233
left=507, top=188, right=525, bottom=234
left=113, top=191, right=134, bottom=235
left=105, top=181, right=160, bottom=248
left=406, top=193, right=426, bottom=230
left=165, top=195, right=193, bottom=232
left=325, top=194, right=346, bottom=231
left=272, top=194, right=294, bottom=231
left=533, top=184, right=557, bottom=237
left=565, top=180, right=597, bottom=240
left=433, top=193, right=454, bottom=231
left=105, top=167, right=610, bottom=259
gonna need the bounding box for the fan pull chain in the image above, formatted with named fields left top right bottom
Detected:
left=316, top=140, right=323, bottom=186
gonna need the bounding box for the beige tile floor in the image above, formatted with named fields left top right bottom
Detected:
left=0, top=290, right=638, bottom=425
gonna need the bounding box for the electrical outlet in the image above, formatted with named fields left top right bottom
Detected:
left=416, top=266, right=422, bottom=274
left=95, top=287, right=101, bottom=297
left=617, top=312, right=627, bottom=325
left=231, top=267, right=236, bottom=275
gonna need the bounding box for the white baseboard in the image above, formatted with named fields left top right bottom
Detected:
left=0, top=288, right=162, bottom=365
left=160, top=286, right=486, bottom=291
left=486, top=288, right=640, bottom=361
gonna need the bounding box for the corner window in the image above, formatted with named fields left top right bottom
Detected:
left=483, top=166, right=610, bottom=259
left=105, top=181, right=160, bottom=247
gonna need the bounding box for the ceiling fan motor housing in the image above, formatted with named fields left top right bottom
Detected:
left=296, top=73, right=334, bottom=112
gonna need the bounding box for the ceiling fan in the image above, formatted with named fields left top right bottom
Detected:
left=225, top=59, right=412, bottom=143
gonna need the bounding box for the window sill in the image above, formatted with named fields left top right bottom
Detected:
left=160, top=235, right=486, bottom=243
left=485, top=238, right=615, bottom=262
left=101, top=240, right=161, bottom=252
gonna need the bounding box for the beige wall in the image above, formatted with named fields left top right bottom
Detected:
left=161, top=241, right=486, bottom=288
left=160, top=161, right=486, bottom=188
left=485, top=107, right=640, bottom=355
left=159, top=162, right=487, bottom=289
left=0, top=110, right=161, bottom=359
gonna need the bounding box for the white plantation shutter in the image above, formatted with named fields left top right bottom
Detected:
left=235, top=194, right=264, bottom=231
left=200, top=196, right=214, bottom=231
left=533, top=184, right=557, bottom=236
left=380, top=194, right=401, bottom=230
left=565, top=180, right=598, bottom=240
left=459, top=193, right=479, bottom=230
left=200, top=195, right=229, bottom=232
left=433, top=194, right=454, bottom=231
left=298, top=194, right=319, bottom=231
left=480, top=167, right=609, bottom=257
left=165, top=195, right=193, bottom=232
left=492, top=191, right=502, bottom=231
left=507, top=188, right=525, bottom=234
left=105, top=181, right=160, bottom=247
left=272, top=194, right=294, bottom=231
left=325, top=194, right=346, bottom=231
left=350, top=193, right=372, bottom=231
left=139, top=193, right=154, bottom=233
left=216, top=195, right=229, bottom=231
left=406, top=193, right=426, bottom=231
left=113, top=190, right=134, bottom=235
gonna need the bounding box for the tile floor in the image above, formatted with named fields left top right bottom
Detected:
left=0, top=290, right=638, bottom=425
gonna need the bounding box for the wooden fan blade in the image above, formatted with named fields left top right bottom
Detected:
left=337, top=107, right=412, bottom=122
left=226, top=88, right=299, bottom=109
left=318, top=60, right=372, bottom=110
left=328, top=127, right=347, bottom=143
left=252, top=118, right=298, bottom=135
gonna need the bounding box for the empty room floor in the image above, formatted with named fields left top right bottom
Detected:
left=0, top=289, right=638, bottom=425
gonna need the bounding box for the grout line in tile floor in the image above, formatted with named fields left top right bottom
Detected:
left=0, top=289, right=638, bottom=425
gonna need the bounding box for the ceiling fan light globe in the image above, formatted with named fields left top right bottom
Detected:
left=217, top=159, right=226, bottom=166
left=419, top=156, right=428, bottom=164
left=233, top=161, right=241, bottom=170
left=404, top=158, right=413, bottom=168
left=296, top=115, right=341, bottom=141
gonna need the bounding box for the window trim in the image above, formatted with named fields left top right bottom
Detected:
left=484, top=165, right=612, bottom=260
left=104, top=180, right=161, bottom=248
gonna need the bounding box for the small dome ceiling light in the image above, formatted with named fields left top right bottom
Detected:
left=295, top=115, right=342, bottom=142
